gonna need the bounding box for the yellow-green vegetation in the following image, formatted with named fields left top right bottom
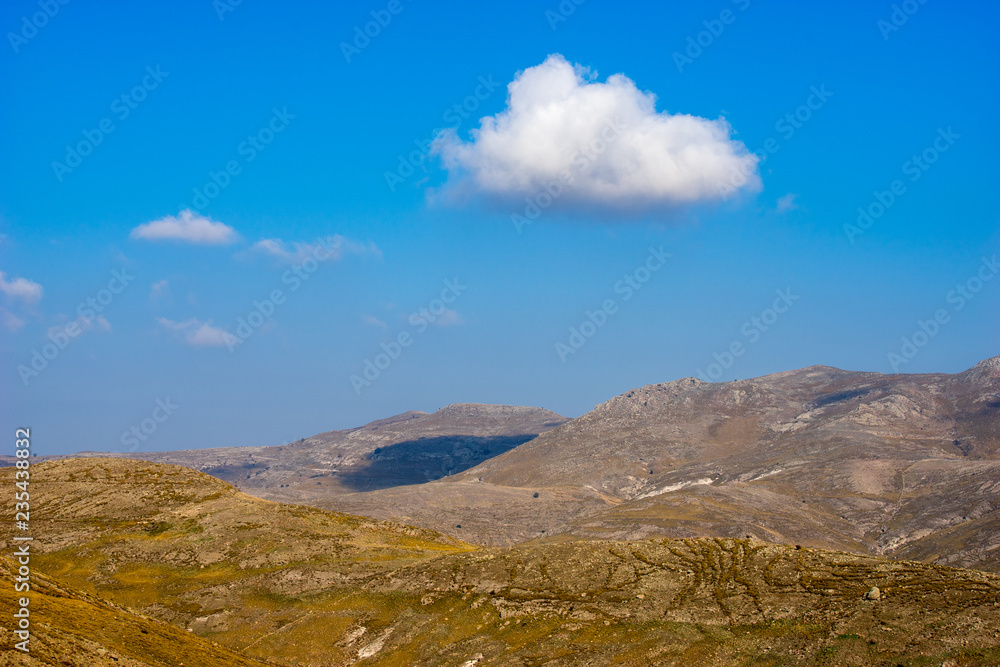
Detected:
left=0, top=557, right=271, bottom=666
left=2, top=458, right=1000, bottom=665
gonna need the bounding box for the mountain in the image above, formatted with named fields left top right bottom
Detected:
left=74, top=358, right=1000, bottom=570
left=84, top=403, right=566, bottom=501
left=324, top=357, right=1000, bottom=570
left=3, top=457, right=1000, bottom=666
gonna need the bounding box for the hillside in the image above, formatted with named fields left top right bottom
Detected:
left=0, top=557, right=271, bottom=667
left=83, top=403, right=567, bottom=500
left=3, top=458, right=1000, bottom=665
left=67, top=358, right=1000, bottom=567
left=325, top=358, right=1000, bottom=570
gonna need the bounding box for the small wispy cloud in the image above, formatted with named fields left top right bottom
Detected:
left=131, top=210, right=239, bottom=245
left=0, top=271, right=45, bottom=332
left=0, top=272, right=43, bottom=304
left=150, top=279, right=170, bottom=301
left=48, top=314, right=112, bottom=338
left=157, top=317, right=235, bottom=348
left=0, top=308, right=25, bottom=332
left=361, top=313, right=387, bottom=329
left=249, top=235, right=381, bottom=265
left=776, top=193, right=799, bottom=214
left=90, top=315, right=112, bottom=333
left=434, top=308, right=464, bottom=327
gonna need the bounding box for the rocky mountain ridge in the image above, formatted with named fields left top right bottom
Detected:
left=70, top=357, right=1000, bottom=571
left=332, top=357, right=1000, bottom=569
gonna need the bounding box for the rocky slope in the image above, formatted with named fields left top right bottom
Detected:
left=84, top=403, right=567, bottom=500
left=71, top=358, right=1000, bottom=571
left=0, top=557, right=271, bottom=667
left=330, top=357, right=1000, bottom=570
left=3, top=458, right=1000, bottom=666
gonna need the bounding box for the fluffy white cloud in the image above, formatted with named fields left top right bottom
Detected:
left=249, top=235, right=381, bottom=264
left=432, top=54, right=760, bottom=214
left=0, top=272, right=43, bottom=304
left=131, top=210, right=239, bottom=245
left=158, top=317, right=235, bottom=348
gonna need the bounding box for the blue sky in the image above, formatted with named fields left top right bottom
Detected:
left=1, top=0, right=997, bottom=455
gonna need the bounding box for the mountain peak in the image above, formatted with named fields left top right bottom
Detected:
left=960, top=354, right=1000, bottom=385
left=971, top=354, right=1000, bottom=373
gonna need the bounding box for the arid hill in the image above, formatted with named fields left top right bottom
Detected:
left=2, top=458, right=1000, bottom=666
left=70, top=358, right=1000, bottom=569
left=81, top=403, right=566, bottom=499
left=0, top=557, right=270, bottom=667
left=325, top=357, right=1000, bottom=570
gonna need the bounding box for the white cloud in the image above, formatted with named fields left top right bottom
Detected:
left=361, top=313, right=387, bottom=329
left=249, top=235, right=381, bottom=264
left=432, top=54, right=760, bottom=214
left=48, top=314, right=111, bottom=338
left=157, top=317, right=235, bottom=348
left=0, top=272, right=43, bottom=304
left=92, top=315, right=112, bottom=333
left=0, top=309, right=25, bottom=332
left=776, top=193, right=799, bottom=213
left=150, top=279, right=170, bottom=301
left=131, top=210, right=239, bottom=245
left=434, top=309, right=463, bottom=327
